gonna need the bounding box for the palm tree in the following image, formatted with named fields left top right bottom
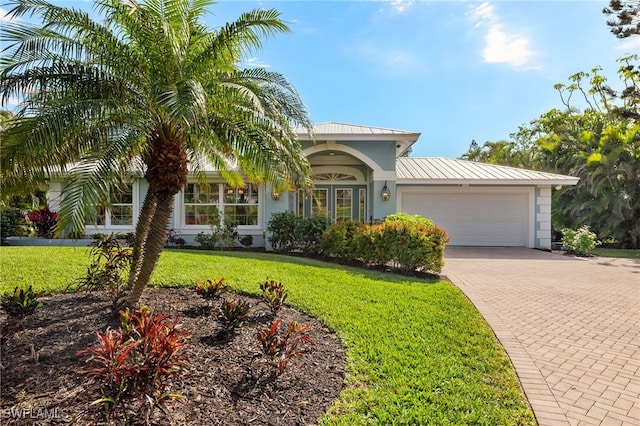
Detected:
left=1, top=0, right=312, bottom=307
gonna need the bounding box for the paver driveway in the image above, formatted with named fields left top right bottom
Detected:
left=443, top=247, right=640, bottom=426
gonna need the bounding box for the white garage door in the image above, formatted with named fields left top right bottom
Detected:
left=400, top=191, right=530, bottom=246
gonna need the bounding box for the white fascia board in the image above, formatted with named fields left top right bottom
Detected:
left=396, top=178, right=580, bottom=186
left=297, top=133, right=421, bottom=143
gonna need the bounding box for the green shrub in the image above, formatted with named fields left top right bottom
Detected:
left=268, top=213, right=332, bottom=254
left=267, top=211, right=301, bottom=252
left=562, top=226, right=600, bottom=255
left=320, top=215, right=449, bottom=274
left=0, top=206, right=22, bottom=244
left=384, top=212, right=433, bottom=227
left=321, top=220, right=365, bottom=259
left=194, top=214, right=238, bottom=249
left=195, top=230, right=219, bottom=249
left=296, top=215, right=331, bottom=254
left=383, top=220, right=449, bottom=274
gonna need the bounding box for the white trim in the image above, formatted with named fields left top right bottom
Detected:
left=396, top=178, right=579, bottom=186
left=311, top=165, right=366, bottom=184
left=303, top=143, right=386, bottom=176
left=174, top=181, right=263, bottom=232
left=85, top=182, right=139, bottom=233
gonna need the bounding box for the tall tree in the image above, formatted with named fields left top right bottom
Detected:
left=459, top=60, right=640, bottom=248
left=604, top=0, right=640, bottom=38
left=0, top=0, right=312, bottom=307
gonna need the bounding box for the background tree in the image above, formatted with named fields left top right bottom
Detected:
left=604, top=0, right=640, bottom=38
left=459, top=60, right=639, bottom=247
left=1, top=0, right=312, bottom=307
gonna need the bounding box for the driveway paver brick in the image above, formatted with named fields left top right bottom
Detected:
left=443, top=247, right=640, bottom=426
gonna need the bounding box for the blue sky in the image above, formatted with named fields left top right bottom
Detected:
left=2, top=1, right=638, bottom=157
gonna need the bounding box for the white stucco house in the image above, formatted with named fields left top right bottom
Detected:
left=48, top=122, right=579, bottom=250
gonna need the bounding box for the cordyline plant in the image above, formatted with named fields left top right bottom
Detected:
left=259, top=280, right=288, bottom=315
left=1, top=285, right=42, bottom=340
left=195, top=278, right=231, bottom=300
left=1, top=0, right=312, bottom=309
left=27, top=206, right=57, bottom=238
left=1, top=285, right=42, bottom=319
left=75, top=233, right=133, bottom=304
left=218, top=298, right=250, bottom=336
left=256, top=319, right=314, bottom=374
left=78, top=306, right=190, bottom=424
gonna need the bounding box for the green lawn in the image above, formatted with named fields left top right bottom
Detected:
left=0, top=246, right=535, bottom=425
left=592, top=247, right=640, bottom=259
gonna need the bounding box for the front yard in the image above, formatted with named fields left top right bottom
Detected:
left=0, top=247, right=535, bottom=424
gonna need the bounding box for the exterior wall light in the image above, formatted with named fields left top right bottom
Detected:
left=381, top=181, right=391, bottom=201
left=271, top=189, right=281, bottom=201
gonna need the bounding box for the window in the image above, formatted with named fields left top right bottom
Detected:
left=88, top=184, right=134, bottom=227
left=223, top=184, right=258, bottom=226
left=335, top=189, right=352, bottom=222
left=183, top=183, right=259, bottom=227
left=311, top=189, right=328, bottom=217
left=184, top=183, right=219, bottom=225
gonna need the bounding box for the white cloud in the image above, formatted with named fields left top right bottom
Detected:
left=615, top=37, right=640, bottom=53
left=242, top=57, right=271, bottom=68
left=390, top=0, right=414, bottom=13
left=469, top=2, right=540, bottom=71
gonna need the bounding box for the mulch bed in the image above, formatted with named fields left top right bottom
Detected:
left=0, top=288, right=346, bottom=425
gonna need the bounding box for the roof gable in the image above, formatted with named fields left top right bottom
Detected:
left=396, top=157, right=579, bottom=186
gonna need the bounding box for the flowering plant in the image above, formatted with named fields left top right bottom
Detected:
left=27, top=206, right=58, bottom=238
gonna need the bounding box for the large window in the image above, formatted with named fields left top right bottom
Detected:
left=183, top=183, right=259, bottom=227
left=223, top=184, right=258, bottom=226
left=89, top=184, right=134, bottom=227
left=184, top=183, right=219, bottom=225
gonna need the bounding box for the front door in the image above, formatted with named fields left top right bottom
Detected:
left=300, top=185, right=367, bottom=222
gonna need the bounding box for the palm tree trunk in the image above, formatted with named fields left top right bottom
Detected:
left=126, top=189, right=158, bottom=290
left=121, top=193, right=174, bottom=308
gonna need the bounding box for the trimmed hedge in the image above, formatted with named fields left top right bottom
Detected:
left=321, top=214, right=449, bottom=274
left=267, top=212, right=331, bottom=254
left=268, top=212, right=449, bottom=274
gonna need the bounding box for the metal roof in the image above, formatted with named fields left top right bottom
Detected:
left=396, top=157, right=579, bottom=186
left=295, top=122, right=420, bottom=141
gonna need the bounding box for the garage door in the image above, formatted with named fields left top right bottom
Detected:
left=400, top=191, right=529, bottom=246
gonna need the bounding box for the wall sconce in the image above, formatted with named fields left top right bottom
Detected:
left=271, top=189, right=281, bottom=201
left=381, top=181, right=391, bottom=201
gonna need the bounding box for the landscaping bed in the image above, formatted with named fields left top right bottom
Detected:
left=0, top=288, right=346, bottom=425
